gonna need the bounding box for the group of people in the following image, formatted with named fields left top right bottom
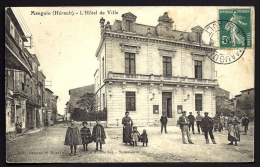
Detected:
left=64, top=110, right=250, bottom=155
left=64, top=119, right=106, bottom=156
left=178, top=110, right=250, bottom=146
left=122, top=111, right=148, bottom=147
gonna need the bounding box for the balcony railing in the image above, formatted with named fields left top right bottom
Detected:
left=107, top=72, right=218, bottom=85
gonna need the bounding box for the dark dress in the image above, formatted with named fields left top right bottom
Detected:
left=122, top=116, right=133, bottom=143
left=80, top=127, right=92, bottom=144
left=64, top=125, right=82, bottom=146
left=227, top=116, right=240, bottom=142
left=141, top=132, right=148, bottom=143
left=92, top=124, right=106, bottom=144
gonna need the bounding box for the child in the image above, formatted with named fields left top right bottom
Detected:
left=131, top=126, right=140, bottom=147
left=92, top=119, right=106, bottom=151
left=64, top=120, right=82, bottom=156
left=80, top=121, right=92, bottom=151
left=141, top=129, right=148, bottom=146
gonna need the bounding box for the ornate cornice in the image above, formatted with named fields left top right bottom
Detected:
left=119, top=42, right=141, bottom=54
left=158, top=47, right=177, bottom=58
left=102, top=31, right=218, bottom=51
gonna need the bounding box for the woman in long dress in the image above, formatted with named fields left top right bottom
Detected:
left=227, top=111, right=240, bottom=146
left=122, top=111, right=133, bottom=144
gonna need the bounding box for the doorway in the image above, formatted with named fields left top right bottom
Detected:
left=162, top=92, right=172, bottom=118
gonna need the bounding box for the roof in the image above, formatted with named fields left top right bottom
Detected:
left=235, top=94, right=242, bottom=97
left=69, top=84, right=94, bottom=95
left=38, top=70, right=46, bottom=79
left=6, top=8, right=28, bottom=42
left=45, top=87, right=54, bottom=94
left=216, top=87, right=230, bottom=93
left=52, top=95, right=59, bottom=101
left=240, top=88, right=254, bottom=93
left=31, top=54, right=40, bottom=66
left=109, top=13, right=206, bottom=44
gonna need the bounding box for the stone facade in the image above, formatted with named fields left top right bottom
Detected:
left=233, top=88, right=254, bottom=118
left=68, top=84, right=95, bottom=113
left=45, top=88, right=59, bottom=123
left=94, top=12, right=218, bottom=127
left=5, top=8, right=51, bottom=139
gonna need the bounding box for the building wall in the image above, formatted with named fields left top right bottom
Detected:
left=104, top=37, right=215, bottom=79
left=106, top=82, right=215, bottom=127
left=95, top=14, right=217, bottom=127
left=234, top=89, right=254, bottom=118
left=68, top=85, right=94, bottom=113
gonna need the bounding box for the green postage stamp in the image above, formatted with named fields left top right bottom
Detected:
left=219, top=8, right=252, bottom=49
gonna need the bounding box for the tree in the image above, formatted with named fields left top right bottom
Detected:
left=239, top=95, right=254, bottom=119
left=216, top=96, right=232, bottom=116
left=76, top=93, right=96, bottom=112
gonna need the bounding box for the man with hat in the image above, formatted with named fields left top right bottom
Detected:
left=188, top=112, right=195, bottom=134
left=195, top=111, right=203, bottom=134
left=201, top=112, right=216, bottom=144
left=160, top=113, right=168, bottom=134
left=80, top=121, right=92, bottom=151
left=241, top=114, right=250, bottom=135
left=178, top=111, right=194, bottom=144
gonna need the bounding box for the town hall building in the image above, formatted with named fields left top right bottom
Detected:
left=94, top=12, right=218, bottom=127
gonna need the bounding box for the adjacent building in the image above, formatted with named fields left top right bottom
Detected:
left=215, top=87, right=231, bottom=115
left=5, top=7, right=59, bottom=138
left=94, top=12, right=218, bottom=127
left=5, top=7, right=35, bottom=135
left=45, top=88, right=59, bottom=123
left=38, top=70, right=46, bottom=126
left=232, top=88, right=254, bottom=118
left=68, top=84, right=95, bottom=114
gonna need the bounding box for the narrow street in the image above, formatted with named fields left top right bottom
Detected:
left=6, top=123, right=254, bottom=163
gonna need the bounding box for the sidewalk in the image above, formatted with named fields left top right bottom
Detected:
left=6, top=126, right=46, bottom=143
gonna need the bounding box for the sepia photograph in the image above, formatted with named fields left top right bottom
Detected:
left=5, top=6, right=254, bottom=163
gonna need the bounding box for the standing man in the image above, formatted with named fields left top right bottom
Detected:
left=188, top=112, right=195, bottom=134
left=195, top=111, right=203, bottom=134
left=160, top=113, right=168, bottom=133
left=241, top=114, right=250, bottom=135
left=219, top=113, right=225, bottom=131
left=178, top=111, right=194, bottom=144
left=201, top=112, right=216, bottom=144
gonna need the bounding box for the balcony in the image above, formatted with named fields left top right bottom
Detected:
left=5, top=32, right=32, bottom=77
left=13, top=80, right=29, bottom=99
left=106, top=72, right=218, bottom=87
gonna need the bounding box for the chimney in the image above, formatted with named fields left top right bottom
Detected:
left=100, top=17, right=105, bottom=30
left=105, top=21, right=111, bottom=31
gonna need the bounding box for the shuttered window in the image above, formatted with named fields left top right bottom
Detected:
left=163, top=56, right=172, bottom=76
left=126, top=92, right=136, bottom=111
left=10, top=22, right=15, bottom=38
left=195, top=94, right=202, bottom=111
left=126, top=20, right=132, bottom=31
left=125, top=53, right=135, bottom=74
left=195, top=60, right=202, bottom=79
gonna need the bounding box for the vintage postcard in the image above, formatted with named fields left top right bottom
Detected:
left=5, top=6, right=254, bottom=163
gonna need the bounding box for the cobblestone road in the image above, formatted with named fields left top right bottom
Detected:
left=6, top=123, right=254, bottom=163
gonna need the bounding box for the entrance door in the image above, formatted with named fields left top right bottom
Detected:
left=162, top=92, right=172, bottom=118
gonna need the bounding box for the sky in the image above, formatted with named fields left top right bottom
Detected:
left=15, top=7, right=254, bottom=115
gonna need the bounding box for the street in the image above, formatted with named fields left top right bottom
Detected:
left=6, top=123, right=254, bottom=163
